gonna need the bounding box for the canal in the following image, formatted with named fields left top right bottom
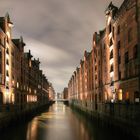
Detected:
left=1, top=102, right=137, bottom=140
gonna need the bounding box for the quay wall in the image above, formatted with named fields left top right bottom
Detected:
left=70, top=100, right=140, bottom=140
left=0, top=101, right=54, bottom=131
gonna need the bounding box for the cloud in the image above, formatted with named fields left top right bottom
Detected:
left=22, top=36, right=76, bottom=92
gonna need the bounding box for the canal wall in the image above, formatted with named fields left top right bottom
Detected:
left=70, top=100, right=140, bottom=140
left=0, top=101, right=54, bottom=131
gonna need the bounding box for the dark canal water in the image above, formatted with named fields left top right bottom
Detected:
left=1, top=102, right=137, bottom=140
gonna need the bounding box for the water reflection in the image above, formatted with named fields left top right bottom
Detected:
left=0, top=102, right=137, bottom=140
left=26, top=102, right=75, bottom=140
left=26, top=118, right=38, bottom=140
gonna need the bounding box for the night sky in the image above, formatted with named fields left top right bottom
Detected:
left=0, top=0, right=123, bottom=92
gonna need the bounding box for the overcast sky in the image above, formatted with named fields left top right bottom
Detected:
left=0, top=0, right=123, bottom=93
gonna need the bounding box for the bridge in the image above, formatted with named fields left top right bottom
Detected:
left=53, top=99, right=69, bottom=102
left=53, top=99, right=69, bottom=105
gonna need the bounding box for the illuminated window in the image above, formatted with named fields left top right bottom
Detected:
left=17, top=82, right=19, bottom=88
left=34, top=89, right=37, bottom=94
left=6, top=31, right=10, bottom=39
left=12, top=80, right=14, bottom=86
left=104, top=92, right=107, bottom=101
left=27, top=95, right=29, bottom=102
left=134, top=91, right=139, bottom=103
left=29, top=88, right=31, bottom=93
left=5, top=89, right=10, bottom=103
left=118, top=89, right=123, bottom=101
left=29, top=60, right=32, bottom=67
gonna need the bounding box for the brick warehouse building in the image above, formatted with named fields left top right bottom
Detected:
left=68, top=0, right=140, bottom=137
left=0, top=13, right=53, bottom=111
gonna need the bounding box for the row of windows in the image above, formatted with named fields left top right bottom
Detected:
left=109, top=24, right=120, bottom=35
left=109, top=23, right=133, bottom=44
left=118, top=44, right=138, bottom=65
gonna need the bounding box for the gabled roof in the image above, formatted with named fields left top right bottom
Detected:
left=105, top=2, right=118, bottom=16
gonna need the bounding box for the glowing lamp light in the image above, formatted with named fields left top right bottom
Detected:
left=6, top=76, right=9, bottom=81
left=80, top=94, right=83, bottom=100
left=93, top=41, right=96, bottom=46
left=110, top=58, right=114, bottom=65
left=8, top=22, right=14, bottom=28
left=34, top=89, right=37, bottom=94
left=6, top=31, right=10, bottom=39
left=110, top=72, right=114, bottom=77
left=5, top=89, right=10, bottom=103
left=6, top=54, right=9, bottom=59
left=118, top=89, right=123, bottom=101
left=107, top=16, right=112, bottom=25
left=12, top=80, right=14, bottom=85
left=6, top=64, right=9, bottom=70
left=29, top=88, right=31, bottom=93
left=111, top=99, right=114, bottom=103
left=104, top=92, right=107, bottom=101
left=109, top=32, right=112, bottom=39
left=109, top=45, right=113, bottom=51
left=17, top=82, right=19, bottom=88
left=11, top=93, right=15, bottom=103
left=27, top=95, right=29, bottom=102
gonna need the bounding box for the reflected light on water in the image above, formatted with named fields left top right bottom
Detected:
left=0, top=102, right=134, bottom=140
left=26, top=118, right=38, bottom=140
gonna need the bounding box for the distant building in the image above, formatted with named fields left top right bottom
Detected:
left=48, top=83, right=55, bottom=100
left=57, top=92, right=62, bottom=100
left=62, top=87, right=68, bottom=99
